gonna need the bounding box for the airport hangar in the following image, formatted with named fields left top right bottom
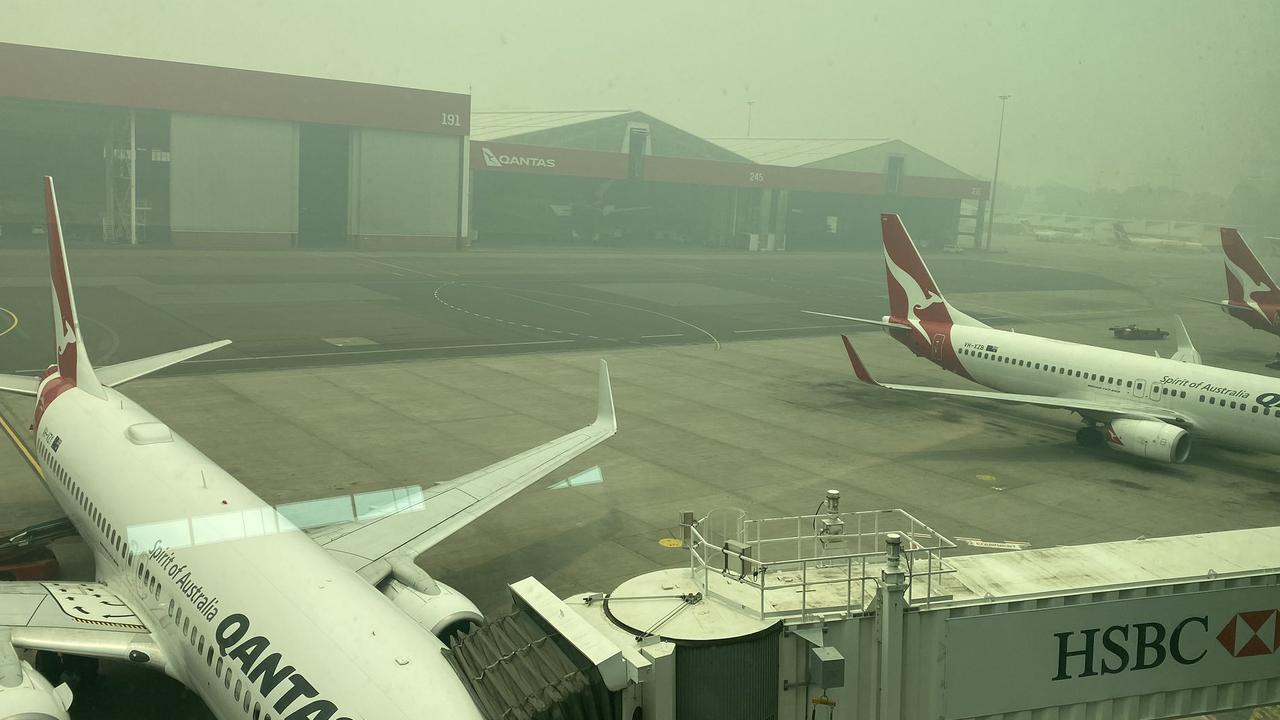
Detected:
left=469, top=111, right=990, bottom=250
left=0, top=42, right=989, bottom=253
left=0, top=42, right=470, bottom=250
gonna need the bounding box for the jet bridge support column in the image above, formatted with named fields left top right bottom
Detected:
left=877, top=532, right=906, bottom=720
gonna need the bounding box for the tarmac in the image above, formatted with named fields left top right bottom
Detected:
left=2, top=232, right=1278, bottom=718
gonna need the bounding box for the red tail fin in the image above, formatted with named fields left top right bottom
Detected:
left=1222, top=227, right=1280, bottom=307
left=43, top=177, right=105, bottom=399
left=879, top=214, right=984, bottom=329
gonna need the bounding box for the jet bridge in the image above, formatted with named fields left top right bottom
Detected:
left=498, top=495, right=1280, bottom=720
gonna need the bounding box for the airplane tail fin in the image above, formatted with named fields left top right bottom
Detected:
left=1170, top=315, right=1202, bottom=364
left=1221, top=227, right=1280, bottom=304
left=44, top=177, right=106, bottom=400
left=1112, top=222, right=1132, bottom=245
left=880, top=213, right=986, bottom=328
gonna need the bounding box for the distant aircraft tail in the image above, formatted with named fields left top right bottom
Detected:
left=1221, top=227, right=1280, bottom=308
left=1112, top=222, right=1132, bottom=245
left=880, top=213, right=987, bottom=330
left=44, top=177, right=107, bottom=400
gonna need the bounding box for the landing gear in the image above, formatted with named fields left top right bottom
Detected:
left=1076, top=426, right=1105, bottom=447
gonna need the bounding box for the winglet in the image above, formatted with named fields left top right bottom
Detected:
left=841, top=335, right=880, bottom=386
left=44, top=176, right=106, bottom=400
left=1170, top=315, right=1202, bottom=364
left=595, top=359, right=617, bottom=432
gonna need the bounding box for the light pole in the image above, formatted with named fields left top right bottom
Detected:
left=746, top=101, right=755, bottom=137
left=984, top=94, right=1012, bottom=251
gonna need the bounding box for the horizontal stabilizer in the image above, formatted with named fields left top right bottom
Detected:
left=802, top=310, right=909, bottom=329
left=0, top=374, right=40, bottom=396
left=1185, top=296, right=1230, bottom=308
left=96, top=340, right=232, bottom=387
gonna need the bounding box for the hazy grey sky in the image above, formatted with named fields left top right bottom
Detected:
left=5, top=0, right=1276, bottom=194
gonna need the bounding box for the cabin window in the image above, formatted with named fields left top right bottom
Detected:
left=224, top=668, right=231, bottom=689
left=235, top=679, right=241, bottom=701
left=1230, top=401, right=1237, bottom=409
left=1199, top=395, right=1205, bottom=402
left=183, top=616, right=189, bottom=634
left=207, top=647, right=214, bottom=666
left=1128, top=381, right=1134, bottom=388
left=1180, top=391, right=1186, bottom=399
left=168, top=600, right=175, bottom=617
left=1252, top=405, right=1259, bottom=413
left=254, top=702, right=261, bottom=720
left=1034, top=363, right=1040, bottom=369
left=244, top=691, right=251, bottom=712
left=1265, top=407, right=1272, bottom=416
left=1209, top=397, right=1216, bottom=405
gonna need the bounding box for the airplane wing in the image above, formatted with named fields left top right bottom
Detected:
left=310, top=360, right=618, bottom=582
left=0, top=581, right=167, bottom=670
left=0, top=375, right=40, bottom=396
left=840, top=336, right=1190, bottom=425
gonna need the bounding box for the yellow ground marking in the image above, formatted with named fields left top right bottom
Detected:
left=0, top=409, right=43, bottom=481
left=0, top=307, right=17, bottom=338
left=658, top=537, right=683, bottom=548
left=975, top=473, right=996, bottom=483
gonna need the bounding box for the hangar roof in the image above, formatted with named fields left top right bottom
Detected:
left=470, top=110, right=632, bottom=141
left=712, top=137, right=979, bottom=181
left=0, top=42, right=469, bottom=136
left=473, top=110, right=749, bottom=163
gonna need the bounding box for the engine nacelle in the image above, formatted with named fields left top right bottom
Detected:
left=0, top=656, right=73, bottom=720
left=1105, top=419, right=1191, bottom=463
left=381, top=557, right=483, bottom=643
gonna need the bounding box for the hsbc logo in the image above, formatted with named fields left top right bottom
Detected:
left=1053, top=608, right=1279, bottom=681
left=481, top=146, right=557, bottom=169
left=1217, top=609, right=1279, bottom=657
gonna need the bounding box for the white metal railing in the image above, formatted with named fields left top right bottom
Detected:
left=686, top=508, right=956, bottom=620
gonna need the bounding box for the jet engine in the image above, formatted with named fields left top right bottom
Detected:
left=0, top=644, right=73, bottom=720
left=1104, top=419, right=1191, bottom=463
left=380, top=556, right=483, bottom=643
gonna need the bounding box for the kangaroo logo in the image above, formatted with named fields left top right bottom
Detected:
left=55, top=319, right=76, bottom=357
left=885, top=252, right=943, bottom=343
left=1225, top=255, right=1277, bottom=323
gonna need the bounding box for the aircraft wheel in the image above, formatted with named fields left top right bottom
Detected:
left=1075, top=427, right=1105, bottom=447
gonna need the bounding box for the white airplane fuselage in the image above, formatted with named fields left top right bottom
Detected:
left=32, top=373, right=484, bottom=720
left=918, top=324, right=1280, bottom=454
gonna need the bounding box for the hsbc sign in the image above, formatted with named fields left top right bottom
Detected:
left=944, top=586, right=1280, bottom=718
left=1052, top=609, right=1278, bottom=680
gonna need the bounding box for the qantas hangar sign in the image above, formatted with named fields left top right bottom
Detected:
left=481, top=146, right=557, bottom=169
left=943, top=585, right=1280, bottom=718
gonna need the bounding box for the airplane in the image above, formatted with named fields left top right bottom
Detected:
left=806, top=213, right=1280, bottom=464
left=0, top=178, right=618, bottom=719
left=1019, top=219, right=1090, bottom=244
left=1110, top=222, right=1206, bottom=252
left=1189, top=227, right=1280, bottom=339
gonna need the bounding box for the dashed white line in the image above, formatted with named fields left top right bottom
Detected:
left=641, top=333, right=685, bottom=339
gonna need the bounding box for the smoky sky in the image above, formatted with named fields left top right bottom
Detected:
left=5, top=0, right=1276, bottom=194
